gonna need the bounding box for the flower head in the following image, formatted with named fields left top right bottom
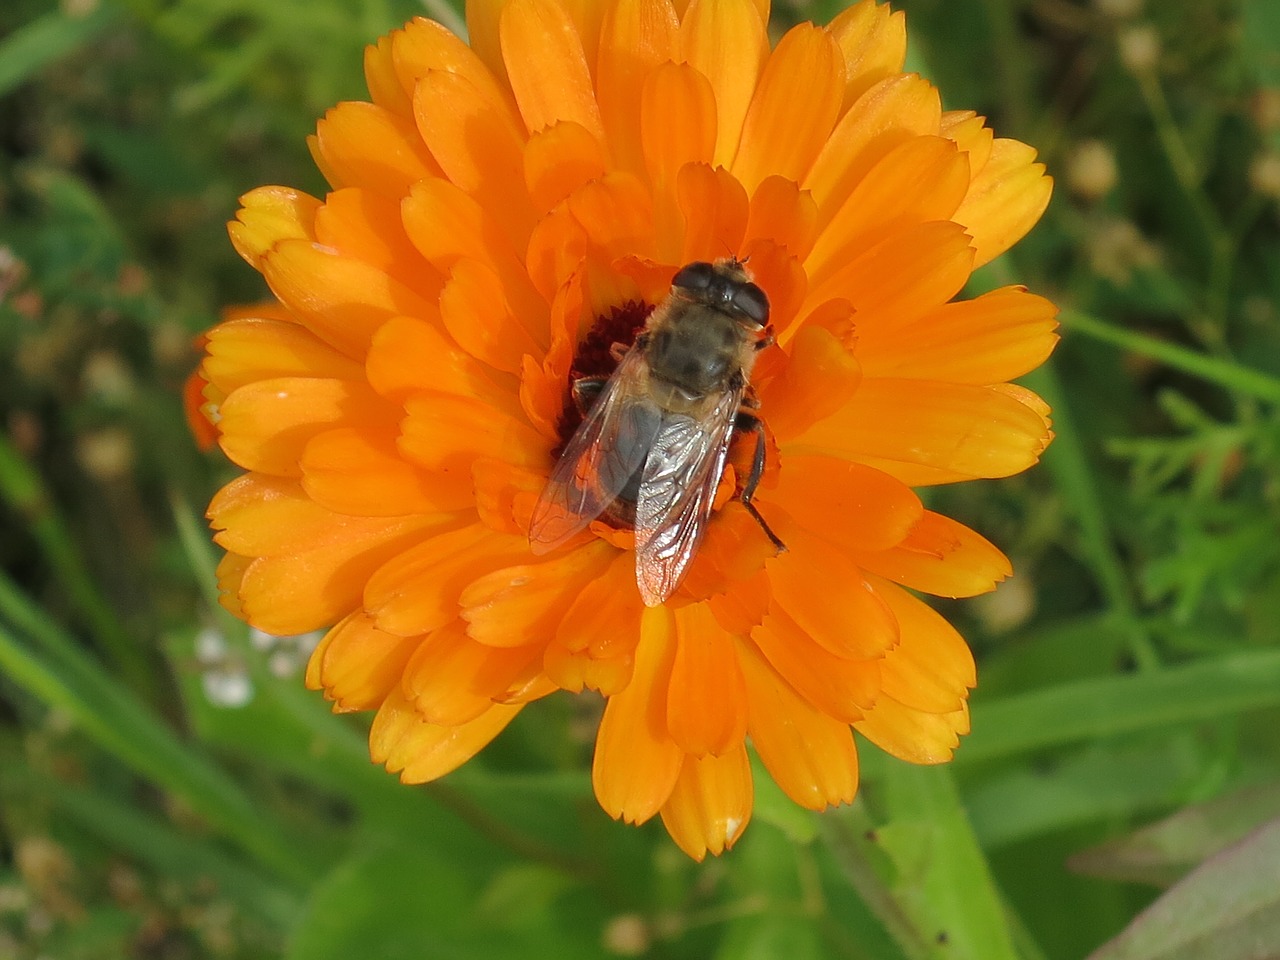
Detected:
left=192, top=0, right=1055, bottom=859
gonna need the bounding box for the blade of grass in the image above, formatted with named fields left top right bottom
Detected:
left=0, top=575, right=316, bottom=888
left=1060, top=310, right=1280, bottom=404
left=958, top=648, right=1280, bottom=765
left=9, top=770, right=302, bottom=930
left=0, top=432, right=157, bottom=697
left=0, top=3, right=120, bottom=99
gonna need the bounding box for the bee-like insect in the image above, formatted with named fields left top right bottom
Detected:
left=528, top=258, right=785, bottom=606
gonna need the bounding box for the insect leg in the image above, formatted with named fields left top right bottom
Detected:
left=571, top=377, right=609, bottom=415
left=734, top=412, right=786, bottom=552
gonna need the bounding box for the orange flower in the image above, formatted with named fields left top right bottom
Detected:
left=191, top=0, right=1056, bottom=859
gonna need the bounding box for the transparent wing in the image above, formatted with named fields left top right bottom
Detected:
left=634, top=384, right=743, bottom=606
left=528, top=349, right=660, bottom=553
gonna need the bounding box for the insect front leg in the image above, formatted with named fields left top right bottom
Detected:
left=571, top=377, right=609, bottom=415
left=733, top=410, right=786, bottom=552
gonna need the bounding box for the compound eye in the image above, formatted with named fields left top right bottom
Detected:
left=732, top=283, right=770, bottom=325
left=671, top=261, right=717, bottom=292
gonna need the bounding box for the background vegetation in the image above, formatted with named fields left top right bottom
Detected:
left=2, top=0, right=1279, bottom=956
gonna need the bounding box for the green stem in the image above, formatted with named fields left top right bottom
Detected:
left=1023, top=363, right=1161, bottom=671
left=823, top=802, right=936, bottom=960
left=1133, top=70, right=1223, bottom=248
left=1059, top=309, right=1280, bottom=404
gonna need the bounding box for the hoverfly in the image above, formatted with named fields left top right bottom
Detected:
left=528, top=258, right=784, bottom=606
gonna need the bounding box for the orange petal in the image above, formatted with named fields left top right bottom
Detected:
left=555, top=552, right=645, bottom=660
left=300, top=426, right=473, bottom=517
left=804, top=73, right=941, bottom=225
left=549, top=551, right=644, bottom=692
left=641, top=62, right=717, bottom=261
left=459, top=539, right=616, bottom=648
left=854, top=695, right=969, bottom=765
left=743, top=176, right=819, bottom=260
left=736, top=240, right=807, bottom=336
left=524, top=121, right=610, bottom=214
left=183, top=367, right=218, bottom=451
left=312, top=188, right=439, bottom=298
left=545, top=643, right=636, bottom=697
left=763, top=522, right=899, bottom=660
left=592, top=605, right=683, bottom=823
left=401, top=178, right=536, bottom=314
left=227, top=186, right=320, bottom=268
left=215, top=551, right=250, bottom=619
left=202, top=317, right=363, bottom=397
left=364, top=33, right=411, bottom=117
left=738, top=637, right=860, bottom=810
left=413, top=71, right=536, bottom=250
left=391, top=16, right=517, bottom=122
left=365, top=315, right=513, bottom=411
left=678, top=0, right=769, bottom=167
left=217, top=377, right=391, bottom=478
left=757, top=325, right=860, bottom=442
left=500, top=0, right=605, bottom=140
left=858, top=285, right=1059, bottom=384
left=827, top=0, right=907, bottom=108
left=261, top=240, right=439, bottom=359
left=310, top=101, right=440, bottom=196
left=666, top=602, right=748, bottom=756
left=953, top=138, right=1053, bottom=268
left=307, top=610, right=422, bottom=712
left=597, top=0, right=681, bottom=176
left=218, top=513, right=432, bottom=636
left=524, top=204, right=591, bottom=304
left=869, top=577, right=975, bottom=713
left=802, top=220, right=974, bottom=321
left=465, top=0, right=510, bottom=88
left=806, top=136, right=970, bottom=283
left=676, top=503, right=776, bottom=611
left=677, top=162, right=749, bottom=263
left=732, top=23, right=845, bottom=192
left=659, top=747, right=753, bottom=860
left=940, top=109, right=993, bottom=179
left=849, top=510, right=1012, bottom=598
left=472, top=457, right=546, bottom=536
left=760, top=454, right=922, bottom=553
left=364, top=525, right=530, bottom=637
left=399, top=393, right=547, bottom=474
left=402, top=620, right=544, bottom=725
left=749, top=607, right=879, bottom=724
left=370, top=686, right=523, bottom=783
left=792, top=378, right=1052, bottom=483
left=439, top=259, right=547, bottom=374
left=565, top=170, right=658, bottom=265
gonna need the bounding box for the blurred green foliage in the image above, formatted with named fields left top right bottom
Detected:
left=2, top=0, right=1280, bottom=957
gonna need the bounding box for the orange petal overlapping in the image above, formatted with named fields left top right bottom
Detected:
left=192, top=0, right=1056, bottom=859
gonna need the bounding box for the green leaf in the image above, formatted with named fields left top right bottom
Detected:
left=1242, top=0, right=1280, bottom=87
left=1069, top=782, right=1280, bottom=887
left=1087, top=818, right=1280, bottom=960
left=965, top=736, right=1210, bottom=849
left=286, top=842, right=603, bottom=960
left=715, top=914, right=826, bottom=960
left=0, top=4, right=120, bottom=99
left=959, top=649, right=1280, bottom=764
left=824, top=763, right=1020, bottom=960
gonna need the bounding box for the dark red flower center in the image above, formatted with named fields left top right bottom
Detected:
left=554, top=299, right=653, bottom=453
